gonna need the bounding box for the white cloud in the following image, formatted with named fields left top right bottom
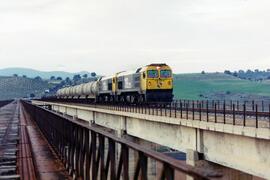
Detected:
left=0, top=0, right=269, bottom=75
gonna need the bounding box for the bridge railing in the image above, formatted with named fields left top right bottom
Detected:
left=97, top=101, right=270, bottom=129
left=172, top=100, right=270, bottom=128
left=0, top=100, right=13, bottom=108
left=22, top=100, right=220, bottom=180
left=38, top=97, right=270, bottom=128
left=173, top=99, right=270, bottom=113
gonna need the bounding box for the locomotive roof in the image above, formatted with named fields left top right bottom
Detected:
left=99, top=63, right=170, bottom=79
left=147, top=63, right=168, bottom=66
left=117, top=70, right=138, bottom=76
left=99, top=75, right=114, bottom=81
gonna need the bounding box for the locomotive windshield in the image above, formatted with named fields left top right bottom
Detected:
left=147, top=70, right=158, bottom=78
left=160, top=70, right=172, bottom=78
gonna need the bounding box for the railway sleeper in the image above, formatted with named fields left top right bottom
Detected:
left=0, top=168, right=17, bottom=175
left=0, top=175, right=20, bottom=179
left=0, top=161, right=16, bottom=166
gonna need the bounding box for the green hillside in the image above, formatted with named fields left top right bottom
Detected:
left=0, top=68, right=93, bottom=79
left=1, top=73, right=269, bottom=101
left=173, top=73, right=270, bottom=100
left=0, top=76, right=49, bottom=100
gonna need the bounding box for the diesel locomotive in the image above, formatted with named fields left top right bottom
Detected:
left=56, top=63, right=173, bottom=103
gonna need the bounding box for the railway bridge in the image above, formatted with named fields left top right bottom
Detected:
left=31, top=100, right=270, bottom=179
left=0, top=99, right=269, bottom=179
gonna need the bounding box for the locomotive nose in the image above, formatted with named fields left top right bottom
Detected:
left=157, top=79, right=163, bottom=88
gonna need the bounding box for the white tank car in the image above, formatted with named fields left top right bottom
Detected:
left=56, top=88, right=63, bottom=97
left=64, top=87, right=70, bottom=97
left=82, top=81, right=98, bottom=98
left=56, top=81, right=98, bottom=99
left=66, top=87, right=73, bottom=97
left=71, top=86, right=77, bottom=97
left=56, top=87, right=68, bottom=97
left=74, top=85, right=82, bottom=97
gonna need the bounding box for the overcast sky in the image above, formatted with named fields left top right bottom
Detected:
left=0, top=0, right=269, bottom=75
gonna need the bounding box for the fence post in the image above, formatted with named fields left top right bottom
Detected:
left=170, top=104, right=172, bottom=117
left=175, top=103, right=177, bottom=118
left=199, top=103, right=202, bottom=121
left=256, top=104, right=258, bottom=128
left=180, top=102, right=183, bottom=118
left=233, top=104, right=235, bottom=125
left=215, top=103, right=217, bottom=123
left=268, top=104, right=270, bottom=128
left=192, top=101, right=195, bottom=120
left=223, top=101, right=226, bottom=124
left=269, top=104, right=270, bottom=128
left=186, top=103, right=188, bottom=120
left=206, top=102, right=209, bottom=122
left=145, top=105, right=147, bottom=114
left=243, top=104, right=246, bottom=126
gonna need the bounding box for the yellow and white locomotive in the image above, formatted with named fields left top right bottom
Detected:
left=56, top=63, right=173, bottom=103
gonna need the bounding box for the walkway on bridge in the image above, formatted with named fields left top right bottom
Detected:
left=0, top=101, right=70, bottom=179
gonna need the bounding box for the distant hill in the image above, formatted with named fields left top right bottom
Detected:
left=224, top=69, right=270, bottom=81
left=1, top=69, right=270, bottom=101
left=0, top=67, right=93, bottom=79
left=173, top=73, right=270, bottom=101
left=0, top=76, right=50, bottom=100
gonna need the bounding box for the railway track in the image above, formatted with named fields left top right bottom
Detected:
left=0, top=101, right=20, bottom=179
left=0, top=101, right=71, bottom=180
left=41, top=100, right=270, bottom=128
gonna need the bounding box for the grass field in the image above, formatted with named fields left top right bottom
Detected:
left=173, top=73, right=270, bottom=100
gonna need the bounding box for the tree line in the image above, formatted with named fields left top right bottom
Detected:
left=224, top=69, right=270, bottom=81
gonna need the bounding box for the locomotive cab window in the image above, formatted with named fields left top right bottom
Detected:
left=147, top=70, right=158, bottom=78
left=160, top=70, right=172, bottom=78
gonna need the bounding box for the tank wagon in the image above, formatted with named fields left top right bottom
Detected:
left=56, top=63, right=173, bottom=103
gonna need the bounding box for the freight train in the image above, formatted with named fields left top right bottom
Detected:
left=55, top=63, right=173, bottom=104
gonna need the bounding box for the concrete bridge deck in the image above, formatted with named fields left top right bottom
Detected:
left=32, top=101, right=270, bottom=179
